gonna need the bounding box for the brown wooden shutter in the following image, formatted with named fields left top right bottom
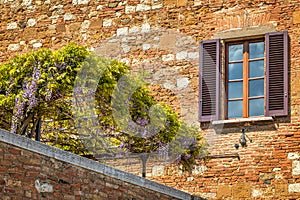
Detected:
left=199, top=39, right=220, bottom=122
left=266, top=31, right=288, bottom=116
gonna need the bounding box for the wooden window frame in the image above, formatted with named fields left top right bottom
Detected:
left=225, top=39, right=265, bottom=119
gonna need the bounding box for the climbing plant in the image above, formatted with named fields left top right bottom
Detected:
left=0, top=44, right=206, bottom=172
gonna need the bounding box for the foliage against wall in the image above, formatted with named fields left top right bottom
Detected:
left=0, top=44, right=204, bottom=171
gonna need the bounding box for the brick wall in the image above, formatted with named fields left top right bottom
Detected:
left=0, top=129, right=201, bottom=200
left=1, top=0, right=300, bottom=199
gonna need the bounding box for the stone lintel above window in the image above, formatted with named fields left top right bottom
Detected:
left=213, top=26, right=276, bottom=41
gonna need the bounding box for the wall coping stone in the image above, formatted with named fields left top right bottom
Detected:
left=0, top=128, right=204, bottom=200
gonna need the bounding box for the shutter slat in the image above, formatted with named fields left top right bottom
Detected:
left=199, top=39, right=220, bottom=121
left=266, top=31, right=288, bottom=116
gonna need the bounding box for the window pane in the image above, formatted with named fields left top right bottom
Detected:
left=229, top=63, right=243, bottom=80
left=249, top=79, right=264, bottom=97
left=249, top=98, right=264, bottom=116
left=228, top=82, right=243, bottom=99
left=228, top=100, right=243, bottom=118
left=249, top=60, right=264, bottom=78
left=229, top=44, right=243, bottom=62
left=249, top=42, right=264, bottom=59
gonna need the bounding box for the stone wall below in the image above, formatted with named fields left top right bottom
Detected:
left=0, top=129, right=202, bottom=200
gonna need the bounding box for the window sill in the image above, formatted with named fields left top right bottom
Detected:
left=212, top=116, right=274, bottom=125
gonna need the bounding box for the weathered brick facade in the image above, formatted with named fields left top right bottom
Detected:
left=1, top=0, right=300, bottom=199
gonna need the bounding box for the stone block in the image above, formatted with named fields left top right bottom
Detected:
left=252, top=189, right=262, bottom=198
left=289, top=183, right=300, bottom=193
left=259, top=172, right=275, bottom=181
left=35, top=180, right=53, bottom=193
left=33, top=43, right=42, bottom=49
left=72, top=0, right=89, bottom=5
left=48, top=24, right=56, bottom=30
left=90, top=20, right=103, bottom=30
left=188, top=52, right=199, bottom=59
left=232, top=183, right=251, bottom=199
left=288, top=152, right=300, bottom=160
left=7, top=180, right=21, bottom=187
left=142, top=44, right=151, bottom=51
left=200, top=193, right=216, bottom=199
left=7, top=44, right=20, bottom=51
left=81, top=20, right=90, bottom=29
left=176, top=51, right=187, bottom=60
left=7, top=22, right=18, bottom=30
left=177, top=78, right=189, bottom=89
left=292, top=160, right=300, bottom=175
left=152, top=165, right=165, bottom=176
left=125, top=6, right=136, bottom=14
left=88, top=11, right=98, bottom=18
left=94, top=42, right=121, bottom=58
left=159, top=33, right=177, bottom=51
left=194, top=0, right=202, bottom=6
left=162, top=54, right=174, bottom=62
left=108, top=2, right=118, bottom=8
left=217, top=185, right=232, bottom=198
left=163, top=82, right=175, bottom=90
left=22, top=28, right=38, bottom=40
left=129, top=26, right=140, bottom=34
left=116, top=27, right=128, bottom=36
left=141, top=23, right=150, bottom=33
left=27, top=19, right=36, bottom=27
left=96, top=5, right=103, bottom=10
left=164, top=0, right=176, bottom=7
left=275, top=184, right=288, bottom=196
left=66, top=22, right=81, bottom=32
left=136, top=4, right=151, bottom=12
left=121, top=43, right=130, bottom=53
left=293, top=11, right=300, bottom=24
left=78, top=0, right=89, bottom=4
left=152, top=4, right=163, bottom=9
left=192, top=165, right=207, bottom=175
left=103, top=19, right=112, bottom=27
left=213, top=26, right=276, bottom=40
left=22, top=0, right=32, bottom=6
left=56, top=25, right=66, bottom=32
left=64, top=13, right=76, bottom=21
left=177, top=0, right=187, bottom=7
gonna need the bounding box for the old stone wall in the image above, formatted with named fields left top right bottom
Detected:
left=1, top=0, right=300, bottom=199
left=0, top=129, right=201, bottom=200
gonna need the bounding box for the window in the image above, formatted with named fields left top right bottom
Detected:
left=199, top=31, right=288, bottom=122
left=227, top=40, right=265, bottom=119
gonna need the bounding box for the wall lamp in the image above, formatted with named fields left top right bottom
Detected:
left=234, top=128, right=252, bottom=149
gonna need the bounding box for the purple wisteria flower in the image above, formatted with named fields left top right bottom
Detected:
left=135, top=117, right=149, bottom=126
left=11, top=63, right=42, bottom=133
left=24, top=66, right=41, bottom=110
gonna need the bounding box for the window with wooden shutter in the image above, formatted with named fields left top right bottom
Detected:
left=199, top=39, right=220, bottom=122
left=199, top=31, right=288, bottom=122
left=266, top=31, right=288, bottom=116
